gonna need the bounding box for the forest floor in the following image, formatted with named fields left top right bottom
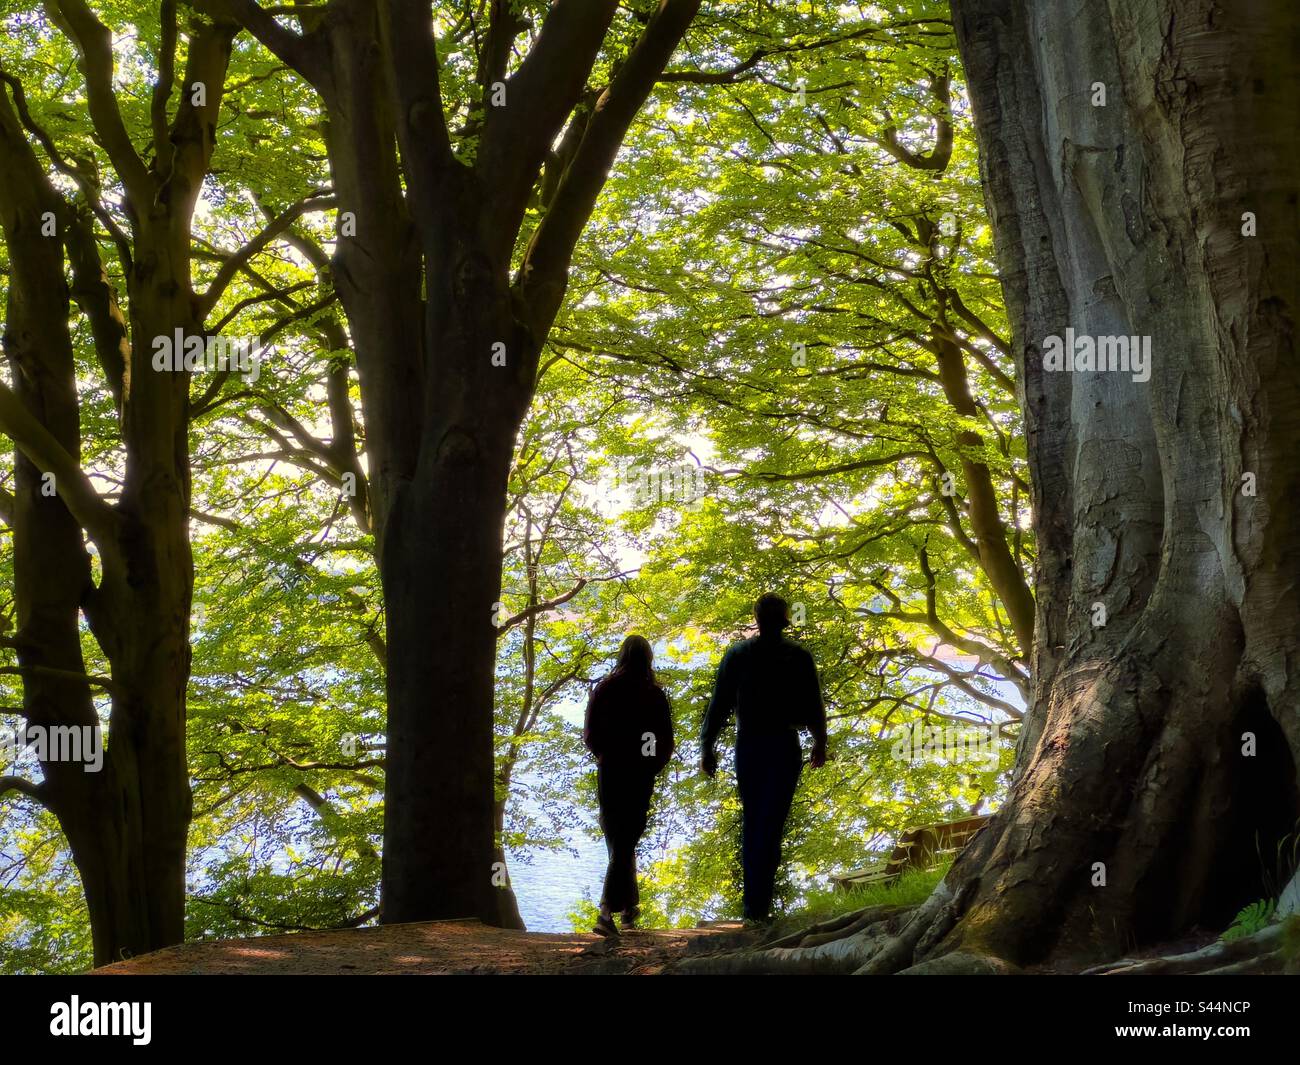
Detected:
left=88, top=917, right=1230, bottom=975
left=91, top=919, right=764, bottom=975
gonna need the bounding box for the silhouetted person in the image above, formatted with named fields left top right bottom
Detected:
left=701, top=594, right=827, bottom=922
left=583, top=635, right=675, bottom=937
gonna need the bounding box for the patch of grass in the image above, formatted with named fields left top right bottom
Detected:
left=773, top=859, right=954, bottom=934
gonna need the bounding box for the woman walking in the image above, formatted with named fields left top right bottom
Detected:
left=583, top=635, right=675, bottom=937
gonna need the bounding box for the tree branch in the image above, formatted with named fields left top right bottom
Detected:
left=477, top=0, right=527, bottom=89
left=0, top=381, right=120, bottom=547
left=44, top=0, right=154, bottom=211
left=0, top=62, right=133, bottom=265
left=0, top=775, right=47, bottom=805
left=65, top=203, right=129, bottom=409
left=378, top=0, right=454, bottom=205
left=0, top=664, right=121, bottom=698
left=151, top=0, right=179, bottom=169
left=193, top=0, right=326, bottom=86
left=658, top=19, right=952, bottom=84
left=197, top=190, right=334, bottom=320
left=517, top=0, right=701, bottom=337
left=477, top=0, right=619, bottom=255
left=496, top=578, right=588, bottom=636
left=873, top=67, right=953, bottom=172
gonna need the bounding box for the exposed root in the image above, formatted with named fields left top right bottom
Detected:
left=1083, top=924, right=1285, bottom=976
left=1199, top=951, right=1285, bottom=975
left=802, top=909, right=902, bottom=949
left=896, top=950, right=1022, bottom=975
left=761, top=904, right=910, bottom=950
left=674, top=905, right=916, bottom=975
left=853, top=879, right=959, bottom=974
left=674, top=882, right=975, bottom=975
left=679, top=873, right=1294, bottom=976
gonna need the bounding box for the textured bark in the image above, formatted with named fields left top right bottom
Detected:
left=0, top=10, right=235, bottom=963
left=0, top=88, right=134, bottom=957
left=904, top=0, right=1300, bottom=966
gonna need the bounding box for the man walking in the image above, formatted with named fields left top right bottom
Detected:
left=701, top=594, right=828, bottom=923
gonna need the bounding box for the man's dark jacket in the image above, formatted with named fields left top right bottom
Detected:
left=701, top=632, right=827, bottom=750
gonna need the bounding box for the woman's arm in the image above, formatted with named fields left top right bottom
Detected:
left=583, top=684, right=606, bottom=761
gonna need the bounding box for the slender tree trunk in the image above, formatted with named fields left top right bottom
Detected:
left=910, top=0, right=1300, bottom=967
left=932, top=326, right=1035, bottom=652
left=491, top=792, right=525, bottom=930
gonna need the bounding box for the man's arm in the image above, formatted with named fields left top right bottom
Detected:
left=699, top=646, right=738, bottom=775
left=653, top=688, right=675, bottom=772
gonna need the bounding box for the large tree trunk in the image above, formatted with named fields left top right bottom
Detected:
left=79, top=16, right=237, bottom=958
left=378, top=310, right=526, bottom=925
left=0, top=85, right=193, bottom=965
left=0, top=13, right=234, bottom=963
left=907, top=0, right=1300, bottom=967
left=0, top=192, right=149, bottom=967
left=700, top=0, right=1300, bottom=978
left=312, top=7, right=530, bottom=927
left=272, top=0, right=698, bottom=928
left=84, top=287, right=198, bottom=959
left=90, top=205, right=213, bottom=952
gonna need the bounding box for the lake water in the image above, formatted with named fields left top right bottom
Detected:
left=507, top=832, right=608, bottom=932
left=505, top=705, right=614, bottom=931
left=504, top=781, right=687, bottom=931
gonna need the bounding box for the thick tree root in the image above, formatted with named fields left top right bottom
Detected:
left=674, top=904, right=917, bottom=974
left=1199, top=952, right=1285, bottom=975
left=896, top=951, right=1022, bottom=975
left=760, top=904, right=911, bottom=950
left=851, top=879, right=967, bottom=974
left=675, top=883, right=977, bottom=975
left=1081, top=925, right=1285, bottom=976
left=679, top=880, right=1295, bottom=975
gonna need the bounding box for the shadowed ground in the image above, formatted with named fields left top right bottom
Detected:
left=92, top=919, right=760, bottom=975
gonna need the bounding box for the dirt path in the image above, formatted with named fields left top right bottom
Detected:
left=92, top=919, right=758, bottom=975
left=89, top=916, right=1238, bottom=975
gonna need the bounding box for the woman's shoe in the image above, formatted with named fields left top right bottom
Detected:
left=592, top=913, right=619, bottom=938
left=619, top=907, right=640, bottom=930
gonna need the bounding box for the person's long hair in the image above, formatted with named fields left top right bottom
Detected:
left=605, top=634, right=657, bottom=687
